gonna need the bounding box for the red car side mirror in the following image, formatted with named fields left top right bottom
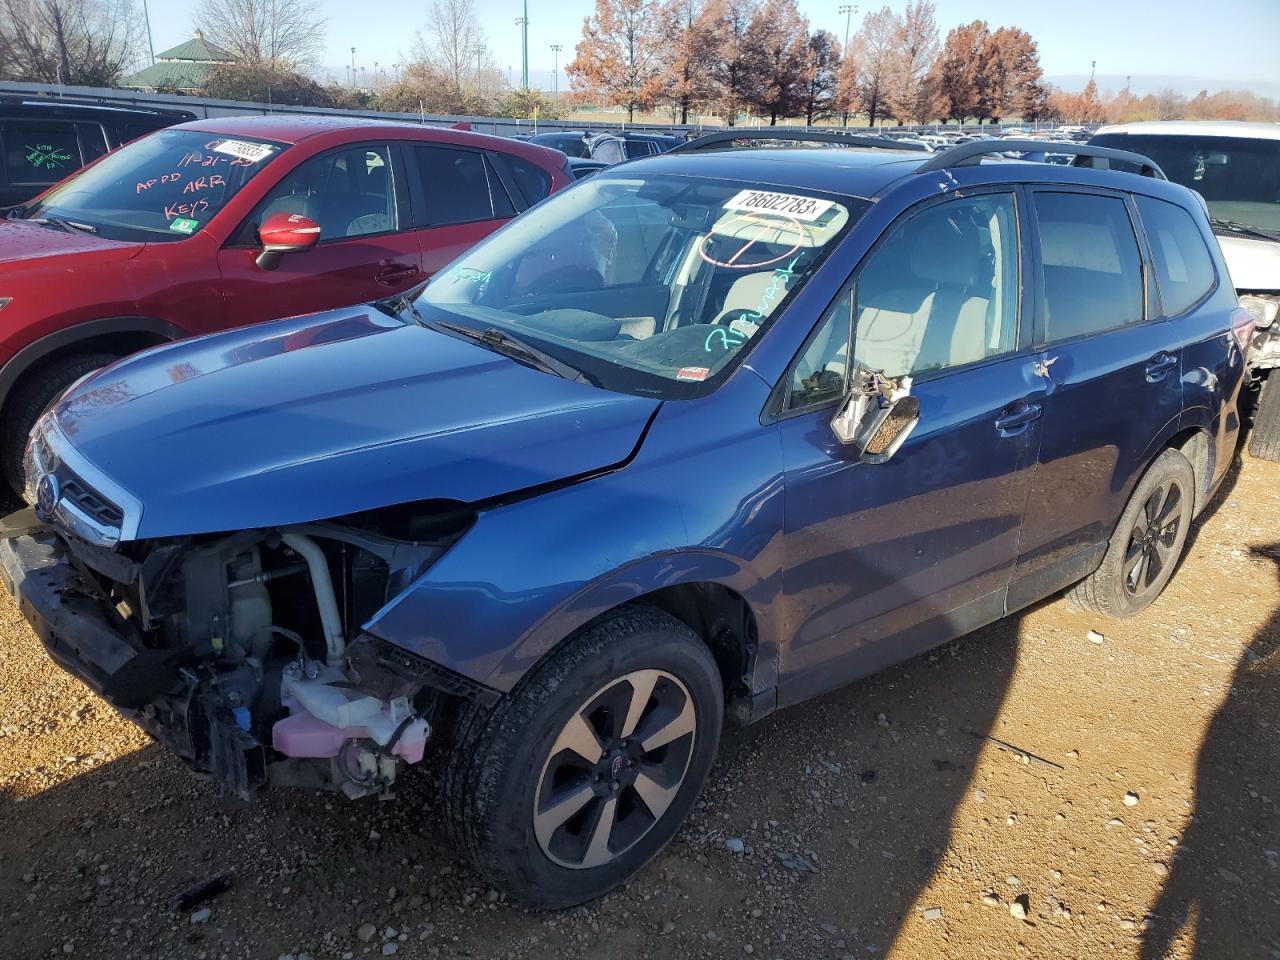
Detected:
left=256, top=211, right=321, bottom=270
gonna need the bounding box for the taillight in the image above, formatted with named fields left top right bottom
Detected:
left=1231, top=306, right=1255, bottom=351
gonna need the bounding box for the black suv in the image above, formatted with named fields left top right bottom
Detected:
left=0, top=96, right=196, bottom=209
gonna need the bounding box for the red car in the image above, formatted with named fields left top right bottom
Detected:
left=0, top=116, right=572, bottom=493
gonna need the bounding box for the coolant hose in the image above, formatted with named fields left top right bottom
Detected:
left=280, top=533, right=345, bottom=665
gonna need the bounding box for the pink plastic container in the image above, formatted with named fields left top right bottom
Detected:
left=271, top=709, right=428, bottom=763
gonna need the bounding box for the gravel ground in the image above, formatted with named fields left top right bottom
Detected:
left=1, top=453, right=1277, bottom=960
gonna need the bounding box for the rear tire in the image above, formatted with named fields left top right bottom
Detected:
left=2, top=352, right=117, bottom=498
left=1068, top=448, right=1195, bottom=618
left=443, top=607, right=723, bottom=909
left=1248, top=374, right=1280, bottom=462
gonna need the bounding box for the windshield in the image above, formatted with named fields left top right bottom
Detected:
left=1092, top=133, right=1280, bottom=236
left=416, top=174, right=865, bottom=397
left=20, top=129, right=287, bottom=242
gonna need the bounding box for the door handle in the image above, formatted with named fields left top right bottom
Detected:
left=375, top=263, right=420, bottom=286
left=994, top=401, right=1042, bottom=435
left=1145, top=352, right=1178, bottom=382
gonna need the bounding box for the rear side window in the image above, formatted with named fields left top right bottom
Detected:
left=412, top=145, right=514, bottom=226
left=76, top=124, right=108, bottom=164
left=2, top=120, right=83, bottom=186
left=592, top=139, right=624, bottom=164
left=501, top=153, right=552, bottom=205
left=1136, top=195, right=1215, bottom=316
left=1035, top=192, right=1143, bottom=340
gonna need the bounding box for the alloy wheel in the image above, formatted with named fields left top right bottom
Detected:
left=533, top=669, right=697, bottom=869
left=1123, top=478, right=1186, bottom=597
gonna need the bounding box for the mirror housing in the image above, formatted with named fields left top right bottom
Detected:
left=256, top=211, right=321, bottom=270
left=831, top=371, right=919, bottom=463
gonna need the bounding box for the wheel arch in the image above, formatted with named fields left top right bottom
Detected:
left=1167, top=425, right=1213, bottom=516
left=0, top=316, right=186, bottom=414
left=482, top=550, right=781, bottom=721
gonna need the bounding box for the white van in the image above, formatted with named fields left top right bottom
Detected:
left=1092, top=121, right=1280, bottom=459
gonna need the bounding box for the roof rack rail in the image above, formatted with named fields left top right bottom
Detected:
left=916, top=139, right=1167, bottom=180
left=669, top=129, right=929, bottom=154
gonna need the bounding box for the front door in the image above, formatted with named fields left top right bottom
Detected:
left=1011, top=188, right=1182, bottom=605
left=217, top=141, right=422, bottom=328
left=775, top=191, right=1045, bottom=703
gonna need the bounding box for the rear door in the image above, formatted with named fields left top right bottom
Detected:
left=217, top=140, right=421, bottom=327
left=402, top=143, right=519, bottom=279
left=1010, top=187, right=1182, bottom=606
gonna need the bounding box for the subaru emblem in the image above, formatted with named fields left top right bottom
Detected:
left=35, top=473, right=60, bottom=518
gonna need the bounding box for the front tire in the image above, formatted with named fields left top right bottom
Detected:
left=1248, top=374, right=1280, bottom=461
left=443, top=607, right=723, bottom=909
left=3, top=352, right=117, bottom=498
left=1069, top=448, right=1195, bottom=618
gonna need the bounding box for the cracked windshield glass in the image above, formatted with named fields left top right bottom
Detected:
left=417, top=175, right=866, bottom=394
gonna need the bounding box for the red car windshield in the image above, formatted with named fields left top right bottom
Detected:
left=20, top=129, right=287, bottom=242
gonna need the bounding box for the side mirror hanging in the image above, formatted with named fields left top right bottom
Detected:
left=830, top=369, right=920, bottom=463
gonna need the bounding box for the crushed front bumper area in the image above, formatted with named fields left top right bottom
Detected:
left=0, top=529, right=270, bottom=796
left=0, top=525, right=469, bottom=800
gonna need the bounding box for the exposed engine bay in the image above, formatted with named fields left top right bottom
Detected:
left=9, top=502, right=479, bottom=800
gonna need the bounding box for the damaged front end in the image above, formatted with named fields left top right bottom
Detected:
left=3, top=436, right=486, bottom=800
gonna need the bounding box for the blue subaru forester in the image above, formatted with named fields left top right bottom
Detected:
left=0, top=134, right=1250, bottom=908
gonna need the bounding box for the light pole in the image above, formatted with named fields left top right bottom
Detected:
left=550, top=44, right=562, bottom=102
left=470, top=43, right=486, bottom=97
left=350, top=47, right=357, bottom=90
left=838, top=5, right=857, bottom=126
left=514, top=0, right=529, bottom=90
left=141, top=0, right=155, bottom=65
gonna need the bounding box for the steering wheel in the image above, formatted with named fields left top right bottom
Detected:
left=519, top=265, right=604, bottom=297
left=715, top=308, right=763, bottom=328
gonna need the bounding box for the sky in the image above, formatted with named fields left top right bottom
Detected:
left=142, top=0, right=1280, bottom=96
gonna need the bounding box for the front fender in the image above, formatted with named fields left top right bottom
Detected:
left=365, top=371, right=787, bottom=693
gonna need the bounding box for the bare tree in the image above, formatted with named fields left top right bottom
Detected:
left=884, top=0, right=938, bottom=123
left=741, top=0, right=809, bottom=125
left=417, top=0, right=486, bottom=96
left=658, top=0, right=719, bottom=124
left=197, top=0, right=326, bottom=70
left=702, top=0, right=759, bottom=126
left=854, top=6, right=899, bottom=126
left=800, top=29, right=840, bottom=125
left=0, top=0, right=142, bottom=85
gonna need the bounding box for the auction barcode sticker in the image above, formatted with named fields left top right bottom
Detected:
left=209, top=139, right=275, bottom=163
left=723, top=189, right=835, bottom=222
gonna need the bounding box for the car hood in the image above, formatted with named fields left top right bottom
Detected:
left=1219, top=233, right=1280, bottom=291
left=52, top=307, right=660, bottom=539
left=0, top=219, right=142, bottom=266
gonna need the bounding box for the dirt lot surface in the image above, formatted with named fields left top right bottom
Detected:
left=1, top=453, right=1277, bottom=960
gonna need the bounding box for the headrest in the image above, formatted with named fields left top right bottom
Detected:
left=908, top=214, right=985, bottom=287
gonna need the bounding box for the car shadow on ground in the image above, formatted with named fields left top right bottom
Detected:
left=0, top=607, right=1031, bottom=959
left=1137, top=541, right=1280, bottom=960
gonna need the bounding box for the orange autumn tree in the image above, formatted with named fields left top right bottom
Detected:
left=566, top=0, right=666, bottom=122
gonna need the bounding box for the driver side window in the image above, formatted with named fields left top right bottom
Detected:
left=854, top=193, right=1019, bottom=378
left=247, top=143, right=397, bottom=244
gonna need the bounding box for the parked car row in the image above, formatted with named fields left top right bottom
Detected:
left=0, top=115, right=573, bottom=493
left=0, top=111, right=1266, bottom=911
